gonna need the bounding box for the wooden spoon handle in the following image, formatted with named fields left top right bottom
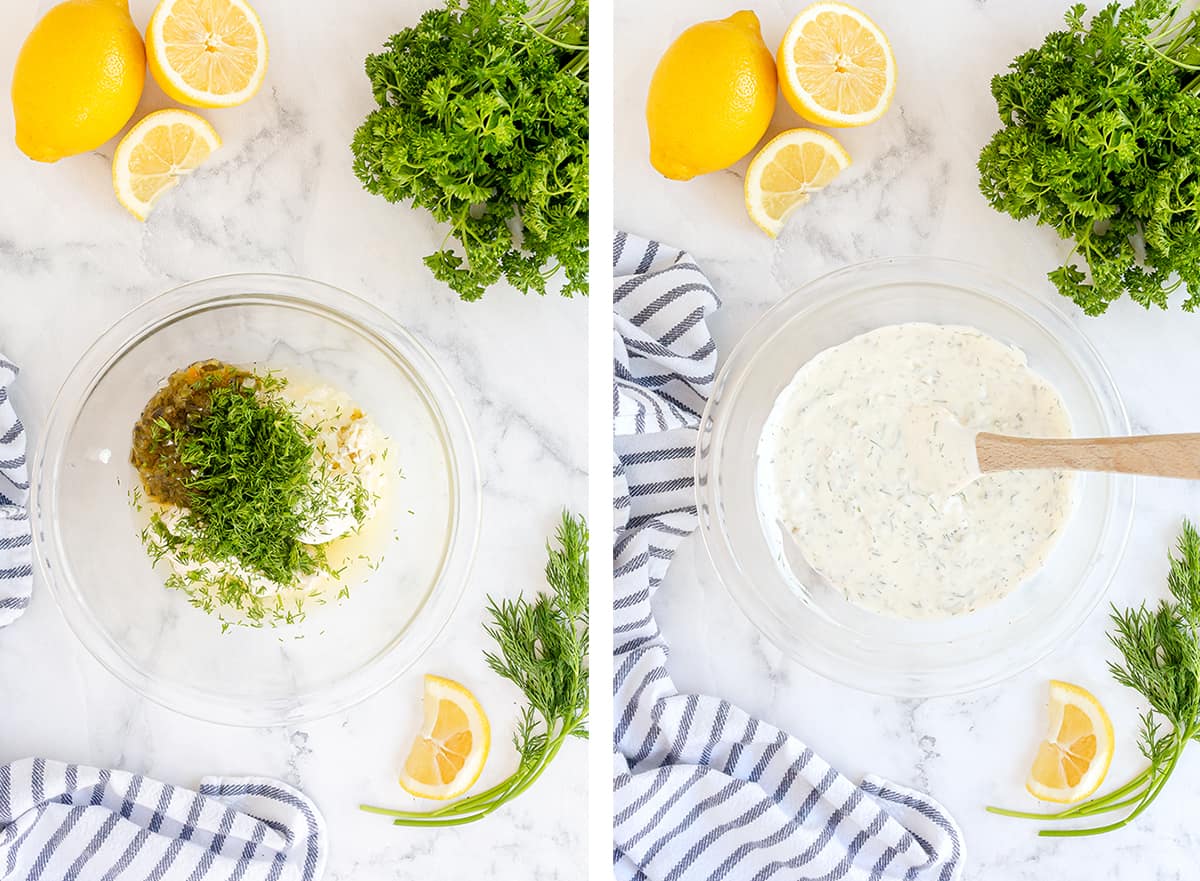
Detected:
left=976, top=432, right=1200, bottom=479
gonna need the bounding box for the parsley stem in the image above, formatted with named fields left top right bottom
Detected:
left=1145, top=35, right=1200, bottom=70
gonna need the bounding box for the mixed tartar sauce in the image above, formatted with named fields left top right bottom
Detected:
left=757, top=323, right=1074, bottom=620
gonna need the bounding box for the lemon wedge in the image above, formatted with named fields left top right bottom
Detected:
left=112, top=109, right=221, bottom=221
left=146, top=0, right=268, bottom=108
left=1026, top=680, right=1115, bottom=804
left=744, top=128, right=850, bottom=237
left=399, top=675, right=491, bottom=800
left=777, top=1, right=897, bottom=128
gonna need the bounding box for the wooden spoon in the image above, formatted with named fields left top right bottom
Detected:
left=976, top=433, right=1200, bottom=479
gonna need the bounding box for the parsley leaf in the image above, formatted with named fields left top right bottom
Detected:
left=978, top=0, right=1200, bottom=314
left=351, top=0, right=589, bottom=302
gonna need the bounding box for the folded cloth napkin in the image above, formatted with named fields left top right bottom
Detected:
left=0, top=759, right=326, bottom=881
left=0, top=356, right=31, bottom=629
left=612, top=232, right=964, bottom=881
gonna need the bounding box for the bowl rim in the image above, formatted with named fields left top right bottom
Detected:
left=694, top=255, right=1135, bottom=697
left=31, top=271, right=482, bottom=726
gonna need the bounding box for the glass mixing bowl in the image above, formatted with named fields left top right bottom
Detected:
left=696, top=257, right=1134, bottom=697
left=32, top=274, right=480, bottom=726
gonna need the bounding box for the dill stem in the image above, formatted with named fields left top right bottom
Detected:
left=1064, top=788, right=1149, bottom=818
left=1040, top=724, right=1196, bottom=837
left=358, top=716, right=582, bottom=826
left=986, top=765, right=1154, bottom=822
left=1038, top=769, right=1172, bottom=837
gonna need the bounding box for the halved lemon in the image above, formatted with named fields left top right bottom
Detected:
left=777, top=1, right=896, bottom=128
left=1026, top=680, right=1114, bottom=804
left=744, top=128, right=850, bottom=237
left=146, top=0, right=268, bottom=109
left=399, top=675, right=491, bottom=800
left=113, top=109, right=221, bottom=221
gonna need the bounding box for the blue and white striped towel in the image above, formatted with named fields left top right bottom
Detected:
left=612, top=232, right=964, bottom=881
left=0, top=356, right=31, bottom=629
left=0, top=759, right=327, bottom=881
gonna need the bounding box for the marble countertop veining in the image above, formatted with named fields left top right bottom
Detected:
left=617, top=1, right=1200, bottom=879
left=0, top=1, right=585, bottom=878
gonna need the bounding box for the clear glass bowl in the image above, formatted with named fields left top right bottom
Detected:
left=32, top=274, right=481, bottom=726
left=696, top=257, right=1134, bottom=697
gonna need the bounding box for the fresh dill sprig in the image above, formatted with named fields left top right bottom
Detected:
left=360, top=511, right=588, bottom=826
left=167, top=373, right=326, bottom=583
left=988, top=519, right=1200, bottom=835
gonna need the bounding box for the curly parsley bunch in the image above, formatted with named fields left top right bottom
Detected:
left=979, top=0, right=1200, bottom=315
left=352, top=0, right=588, bottom=302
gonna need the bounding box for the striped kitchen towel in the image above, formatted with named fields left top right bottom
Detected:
left=0, top=759, right=327, bottom=881
left=0, top=356, right=31, bottom=629
left=612, top=232, right=964, bottom=881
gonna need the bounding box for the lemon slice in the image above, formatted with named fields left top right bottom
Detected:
left=146, top=0, right=268, bottom=109
left=112, top=109, right=221, bottom=221
left=1026, top=680, right=1115, bottom=804
left=399, top=675, right=491, bottom=800
left=777, top=1, right=896, bottom=128
left=744, top=128, right=850, bottom=237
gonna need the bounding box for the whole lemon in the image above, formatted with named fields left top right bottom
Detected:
left=647, top=10, right=777, bottom=181
left=11, top=0, right=146, bottom=163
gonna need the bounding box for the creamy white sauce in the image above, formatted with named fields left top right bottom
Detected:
left=757, top=323, right=1074, bottom=620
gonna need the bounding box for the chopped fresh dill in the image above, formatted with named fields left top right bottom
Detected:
left=133, top=361, right=377, bottom=630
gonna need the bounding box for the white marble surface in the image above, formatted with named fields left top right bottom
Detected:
left=617, top=1, right=1200, bottom=878
left=0, top=1, right=586, bottom=877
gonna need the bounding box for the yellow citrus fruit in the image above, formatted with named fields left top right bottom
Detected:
left=744, top=128, right=850, bottom=237
left=777, top=1, right=897, bottom=128
left=11, top=0, right=146, bottom=163
left=146, top=0, right=268, bottom=108
left=398, top=675, right=491, bottom=801
left=112, top=109, right=221, bottom=220
left=646, top=10, right=777, bottom=181
left=1025, top=680, right=1114, bottom=804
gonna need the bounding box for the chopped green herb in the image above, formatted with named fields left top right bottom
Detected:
left=133, top=361, right=372, bottom=628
